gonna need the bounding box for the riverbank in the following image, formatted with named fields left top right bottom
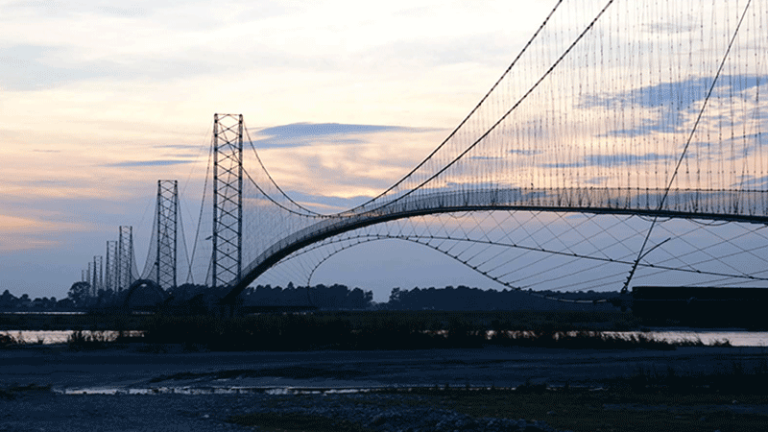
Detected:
left=2, top=344, right=767, bottom=431
left=4, top=344, right=767, bottom=390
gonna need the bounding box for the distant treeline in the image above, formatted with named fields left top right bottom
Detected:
left=241, top=283, right=373, bottom=310
left=0, top=290, right=69, bottom=311
left=1, top=283, right=621, bottom=312
left=387, top=286, right=620, bottom=311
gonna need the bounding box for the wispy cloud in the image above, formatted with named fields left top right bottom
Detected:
left=251, top=125, right=446, bottom=199
left=153, top=144, right=205, bottom=150
left=0, top=213, right=86, bottom=252
left=251, top=123, right=420, bottom=149
left=734, top=174, right=768, bottom=189
left=582, top=75, right=767, bottom=137
left=541, top=153, right=676, bottom=168
left=104, top=159, right=193, bottom=167
left=284, top=190, right=370, bottom=213
left=509, top=149, right=542, bottom=156
left=644, top=21, right=697, bottom=34
left=584, top=176, right=609, bottom=185
left=470, top=156, right=502, bottom=161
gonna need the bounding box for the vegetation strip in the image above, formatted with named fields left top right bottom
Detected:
left=408, top=386, right=768, bottom=432
left=2, top=310, right=733, bottom=350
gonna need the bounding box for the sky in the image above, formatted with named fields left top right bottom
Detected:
left=0, top=0, right=561, bottom=301
left=3, top=1, right=766, bottom=303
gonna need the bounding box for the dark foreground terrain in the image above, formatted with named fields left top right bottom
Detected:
left=2, top=344, right=768, bottom=431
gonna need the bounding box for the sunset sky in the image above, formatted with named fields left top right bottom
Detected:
left=0, top=1, right=560, bottom=300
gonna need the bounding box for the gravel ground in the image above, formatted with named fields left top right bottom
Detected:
left=0, top=391, right=561, bottom=432
left=2, top=344, right=765, bottom=431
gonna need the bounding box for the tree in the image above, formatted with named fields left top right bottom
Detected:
left=0, top=290, right=18, bottom=308
left=68, top=282, right=92, bottom=307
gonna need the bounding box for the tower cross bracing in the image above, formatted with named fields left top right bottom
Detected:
left=156, top=180, right=178, bottom=289
left=212, top=113, right=243, bottom=288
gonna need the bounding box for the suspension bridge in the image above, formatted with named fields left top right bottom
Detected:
left=83, top=0, right=768, bottom=308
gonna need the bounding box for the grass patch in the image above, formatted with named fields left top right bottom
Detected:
left=67, top=330, right=115, bottom=350
left=398, top=386, right=768, bottom=432
left=0, top=331, right=22, bottom=348
left=227, top=412, right=373, bottom=432
left=614, top=360, right=768, bottom=394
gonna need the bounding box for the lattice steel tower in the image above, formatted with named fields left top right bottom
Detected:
left=156, top=180, right=178, bottom=289
left=85, top=262, right=92, bottom=288
left=212, top=113, right=243, bottom=289
left=117, top=226, right=135, bottom=291
left=105, top=240, right=118, bottom=291
left=92, top=255, right=103, bottom=296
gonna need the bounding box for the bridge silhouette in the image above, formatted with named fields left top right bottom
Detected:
left=90, top=0, right=768, bottom=306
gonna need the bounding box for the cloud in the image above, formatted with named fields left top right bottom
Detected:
left=734, top=175, right=768, bottom=189
left=284, top=191, right=371, bottom=213
left=152, top=144, right=204, bottom=150
left=0, top=214, right=46, bottom=232
left=0, top=44, right=95, bottom=91
left=582, top=75, right=768, bottom=137
left=0, top=43, right=229, bottom=91
left=470, top=156, right=502, bottom=161
left=541, top=153, right=677, bottom=169
left=251, top=123, right=420, bottom=149
left=584, top=176, right=608, bottom=185
left=246, top=125, right=446, bottom=201
left=0, top=212, right=88, bottom=252
left=509, top=149, right=542, bottom=156
left=104, top=159, right=193, bottom=167
left=644, top=21, right=697, bottom=34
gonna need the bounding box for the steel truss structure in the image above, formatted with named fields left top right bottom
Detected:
left=117, top=226, right=134, bottom=291
left=105, top=240, right=118, bottom=292
left=212, top=114, right=243, bottom=288
left=92, top=255, right=103, bottom=296
left=85, top=262, right=92, bottom=288
left=156, top=180, right=178, bottom=289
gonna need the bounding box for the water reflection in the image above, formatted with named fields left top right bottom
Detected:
left=58, top=386, right=375, bottom=396
left=4, top=330, right=768, bottom=346
left=2, top=330, right=141, bottom=344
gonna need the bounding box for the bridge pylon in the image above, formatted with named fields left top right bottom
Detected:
left=212, top=114, right=243, bottom=289
left=105, top=240, right=118, bottom=292
left=92, top=255, right=103, bottom=296
left=156, top=180, right=178, bottom=289
left=85, top=261, right=92, bottom=290
left=117, top=226, right=135, bottom=291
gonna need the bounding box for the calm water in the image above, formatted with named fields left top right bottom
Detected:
left=608, top=331, right=768, bottom=347
left=2, top=330, right=141, bottom=344
left=4, top=330, right=768, bottom=346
